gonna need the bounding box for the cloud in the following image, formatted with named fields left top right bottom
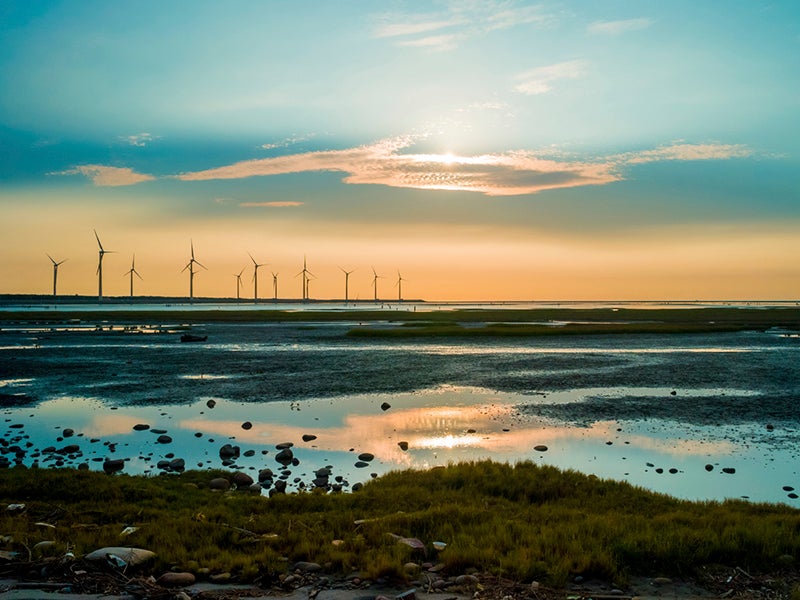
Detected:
left=53, top=165, right=155, bottom=186
left=588, top=18, right=653, bottom=35
left=178, top=136, right=621, bottom=196
left=239, top=201, right=304, bottom=208
left=373, top=2, right=553, bottom=50
left=617, top=143, right=752, bottom=164
left=121, top=132, right=158, bottom=147
left=261, top=134, right=314, bottom=150
left=514, top=60, right=587, bottom=95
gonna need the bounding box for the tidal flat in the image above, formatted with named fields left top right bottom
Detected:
left=1, top=306, right=799, bottom=504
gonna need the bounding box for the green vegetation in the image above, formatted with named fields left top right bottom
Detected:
left=2, top=462, right=798, bottom=587
left=2, top=306, right=798, bottom=338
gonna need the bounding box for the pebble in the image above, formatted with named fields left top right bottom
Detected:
left=357, top=452, right=374, bottom=462
left=241, top=421, right=252, bottom=430
left=380, top=402, right=391, bottom=411
left=206, top=399, right=216, bottom=409
left=132, top=424, right=150, bottom=431
left=302, top=434, right=317, bottom=442
left=398, top=441, right=409, bottom=451
left=705, top=464, right=714, bottom=472
left=722, top=467, right=736, bottom=474
left=534, top=445, right=548, bottom=452
left=157, top=572, right=195, bottom=587
left=156, top=435, right=172, bottom=444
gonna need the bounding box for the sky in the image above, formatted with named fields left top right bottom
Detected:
left=1, top=0, right=799, bottom=301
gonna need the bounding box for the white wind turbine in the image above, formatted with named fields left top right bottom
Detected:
left=46, top=254, right=66, bottom=298
left=249, top=253, right=266, bottom=303
left=181, top=240, right=206, bottom=302
left=94, top=230, right=115, bottom=301
left=340, top=267, right=355, bottom=305
left=124, top=255, right=143, bottom=297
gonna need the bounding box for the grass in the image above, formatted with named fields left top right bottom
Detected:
left=1, top=461, right=799, bottom=587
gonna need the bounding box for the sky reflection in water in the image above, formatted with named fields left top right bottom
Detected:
left=3, top=384, right=798, bottom=505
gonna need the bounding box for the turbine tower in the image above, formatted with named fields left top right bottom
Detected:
left=396, top=270, right=406, bottom=303
left=46, top=254, right=66, bottom=298
left=124, top=255, right=143, bottom=298
left=340, top=267, right=355, bottom=305
left=234, top=267, right=245, bottom=301
left=371, top=266, right=383, bottom=302
left=296, top=256, right=314, bottom=302
left=94, top=230, right=114, bottom=301
left=272, top=272, right=279, bottom=302
left=249, top=253, right=266, bottom=303
left=181, top=240, right=206, bottom=302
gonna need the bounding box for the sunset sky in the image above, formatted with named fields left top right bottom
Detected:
left=1, top=1, right=798, bottom=301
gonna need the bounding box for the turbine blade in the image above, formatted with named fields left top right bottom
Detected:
left=191, top=240, right=195, bottom=259
left=46, top=253, right=56, bottom=265
left=94, top=229, right=104, bottom=251
left=195, top=260, right=207, bottom=270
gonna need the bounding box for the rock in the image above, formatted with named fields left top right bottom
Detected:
left=722, top=467, right=736, bottom=474
left=651, top=577, right=672, bottom=587
left=788, top=493, right=799, bottom=499
left=351, top=482, right=363, bottom=492
left=84, top=547, right=156, bottom=566
left=357, top=452, right=374, bottom=462
left=302, top=434, right=317, bottom=442
left=63, top=428, right=74, bottom=437
left=209, top=478, right=231, bottom=491
left=219, top=444, right=240, bottom=459
left=241, top=421, right=252, bottom=430
left=766, top=423, right=774, bottom=431
left=403, top=562, right=419, bottom=574
left=231, top=472, right=254, bottom=488
left=398, top=441, right=409, bottom=451
left=275, top=448, right=294, bottom=465
left=534, top=445, right=548, bottom=452
left=258, top=468, right=274, bottom=482
left=668, top=468, right=678, bottom=474
left=243, top=449, right=255, bottom=457
left=206, top=399, right=216, bottom=408
left=705, top=464, right=714, bottom=472
left=782, top=486, right=795, bottom=491
left=455, top=574, right=478, bottom=586
left=156, top=435, right=172, bottom=444
left=380, top=402, right=391, bottom=411
left=151, top=429, right=168, bottom=434
left=58, top=444, right=80, bottom=455
left=103, top=459, right=125, bottom=474
left=276, top=441, right=294, bottom=449
left=293, top=561, right=322, bottom=573
left=157, top=572, right=195, bottom=587
left=272, top=480, right=287, bottom=494
left=354, top=461, right=369, bottom=468
left=168, top=458, right=185, bottom=472
left=209, top=572, right=231, bottom=582
left=132, top=424, right=150, bottom=431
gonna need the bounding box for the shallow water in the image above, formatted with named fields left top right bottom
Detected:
left=1, top=321, right=799, bottom=504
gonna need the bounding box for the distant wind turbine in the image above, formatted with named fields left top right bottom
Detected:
left=249, top=253, right=266, bottom=303
left=46, top=254, right=66, bottom=298
left=371, top=266, right=383, bottom=302
left=94, top=230, right=115, bottom=301
left=296, top=256, right=314, bottom=301
left=340, top=267, right=355, bottom=305
left=123, top=255, right=143, bottom=298
left=181, top=240, right=206, bottom=302
left=234, top=267, right=245, bottom=301
left=396, top=270, right=406, bottom=303
left=271, top=272, right=279, bottom=302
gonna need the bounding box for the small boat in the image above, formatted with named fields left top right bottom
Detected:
left=180, top=333, right=207, bottom=343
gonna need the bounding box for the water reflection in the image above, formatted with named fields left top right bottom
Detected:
left=2, top=386, right=797, bottom=504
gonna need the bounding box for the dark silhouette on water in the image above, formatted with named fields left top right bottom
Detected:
left=94, top=230, right=115, bottom=302
left=124, top=254, right=143, bottom=297
left=46, top=253, right=66, bottom=297
left=181, top=240, right=206, bottom=302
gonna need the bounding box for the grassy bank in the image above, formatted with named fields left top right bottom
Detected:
left=2, top=461, right=798, bottom=587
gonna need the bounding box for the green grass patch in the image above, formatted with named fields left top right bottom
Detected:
left=1, top=462, right=798, bottom=587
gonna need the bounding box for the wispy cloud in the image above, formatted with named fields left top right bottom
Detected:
left=52, top=165, right=155, bottom=186
left=514, top=60, right=587, bottom=95
left=373, top=2, right=553, bottom=51
left=616, top=143, right=752, bottom=164
left=121, top=132, right=158, bottom=147
left=587, top=18, right=653, bottom=35
left=239, top=201, right=304, bottom=208
left=261, top=134, right=314, bottom=151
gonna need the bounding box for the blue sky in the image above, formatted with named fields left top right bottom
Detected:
left=1, top=1, right=798, bottom=300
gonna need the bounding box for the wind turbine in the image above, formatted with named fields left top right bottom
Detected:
left=46, top=254, right=66, bottom=298
left=234, top=267, right=245, bottom=301
left=396, top=270, right=406, bottom=303
left=295, top=256, right=314, bottom=302
left=249, top=253, right=266, bottom=303
left=371, top=266, right=383, bottom=302
left=181, top=240, right=206, bottom=302
left=340, top=267, right=355, bottom=305
left=123, top=255, right=143, bottom=298
left=94, top=230, right=115, bottom=301
left=271, top=272, right=279, bottom=302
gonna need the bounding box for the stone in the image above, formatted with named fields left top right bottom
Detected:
left=398, top=441, right=409, bottom=451
left=157, top=572, right=196, bottom=587
left=354, top=461, right=369, bottom=468
left=293, top=561, right=322, bottom=573
left=169, top=458, right=185, bottom=472
left=133, top=424, right=150, bottom=431
left=209, top=478, right=231, bottom=491
left=156, top=435, right=172, bottom=444
left=357, top=452, right=374, bottom=462
left=652, top=577, right=672, bottom=587
left=381, top=402, right=391, bottom=411
left=84, top=547, right=156, bottom=566
left=219, top=444, right=240, bottom=459
left=722, top=467, right=736, bottom=474
left=210, top=572, right=231, bottom=582
left=232, top=472, right=254, bottom=488
left=206, top=399, right=216, bottom=408
left=103, top=459, right=125, bottom=474
left=705, top=464, right=714, bottom=472
left=63, top=428, right=74, bottom=437
left=302, top=434, right=317, bottom=442
left=275, top=448, right=294, bottom=465
left=534, top=445, right=548, bottom=452
left=455, top=575, right=478, bottom=586
left=258, top=468, right=274, bottom=482
left=241, top=421, right=252, bottom=430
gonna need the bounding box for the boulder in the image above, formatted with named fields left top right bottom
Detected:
left=209, top=478, right=231, bottom=491
left=103, top=459, right=125, bottom=474
left=219, top=444, right=240, bottom=459
left=157, top=572, right=196, bottom=587
left=84, top=547, right=155, bottom=567
left=275, top=448, right=294, bottom=465
left=232, top=472, right=254, bottom=488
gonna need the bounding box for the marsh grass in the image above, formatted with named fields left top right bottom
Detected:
left=1, top=461, right=798, bottom=586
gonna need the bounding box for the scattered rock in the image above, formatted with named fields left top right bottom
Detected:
left=63, top=428, right=74, bottom=437
left=258, top=468, right=274, bottom=483
left=302, top=434, right=317, bottom=442
left=380, top=402, right=391, bottom=411
left=206, top=399, right=216, bottom=409
left=275, top=448, right=294, bottom=465
left=209, top=478, right=231, bottom=491
left=782, top=486, right=794, bottom=491
left=219, top=444, right=240, bottom=459
left=276, top=442, right=294, bottom=450
left=168, top=458, right=185, bottom=472
left=132, top=424, right=150, bottom=431
left=398, top=441, right=409, bottom=451
left=241, top=421, right=252, bottom=430
left=232, top=472, right=254, bottom=488
left=84, top=547, right=156, bottom=566
left=103, top=459, right=125, bottom=474
left=534, top=445, right=548, bottom=452
left=156, top=435, right=172, bottom=444
left=722, top=467, right=736, bottom=474
left=293, top=561, right=322, bottom=573
left=652, top=577, right=673, bottom=587
left=705, top=464, right=714, bottom=472
left=357, top=452, right=374, bottom=462
left=157, top=572, right=196, bottom=587
left=354, top=461, right=369, bottom=468
left=210, top=572, right=231, bottom=582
